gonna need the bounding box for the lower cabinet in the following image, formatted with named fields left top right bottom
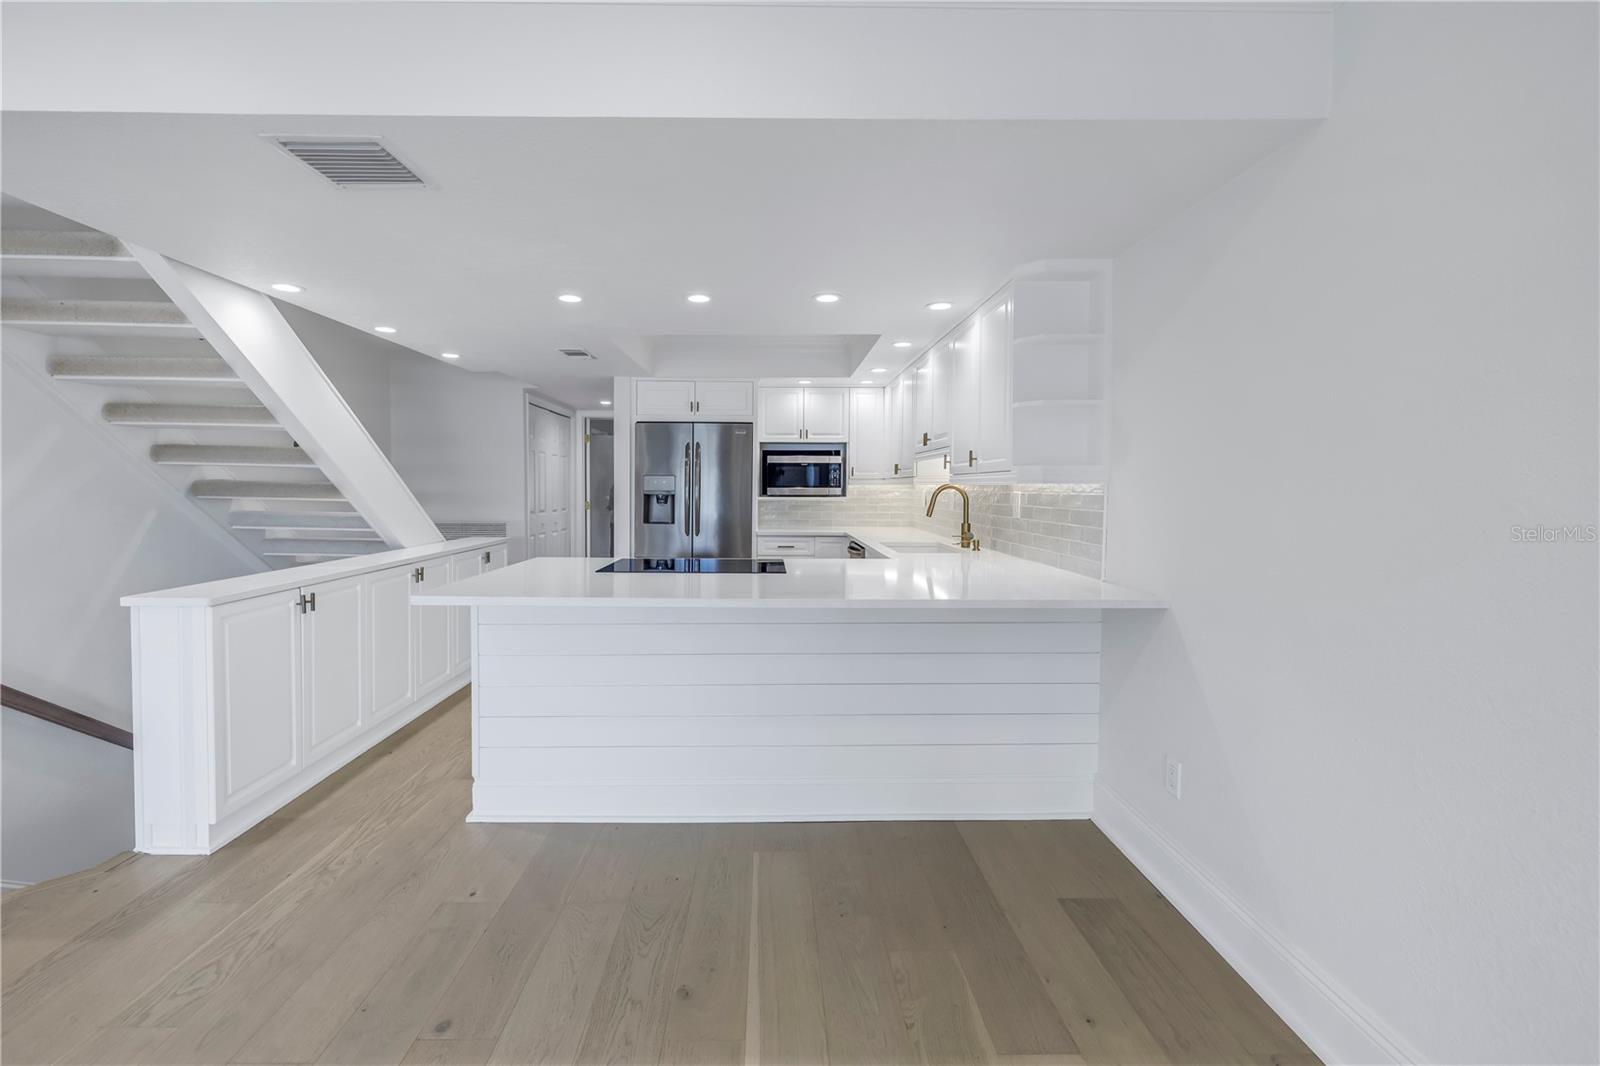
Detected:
left=302, top=572, right=366, bottom=763
left=413, top=560, right=454, bottom=696
left=212, top=591, right=304, bottom=819
left=133, top=539, right=506, bottom=854
left=368, top=564, right=415, bottom=723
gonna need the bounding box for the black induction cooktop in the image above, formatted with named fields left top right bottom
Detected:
left=597, top=558, right=787, bottom=575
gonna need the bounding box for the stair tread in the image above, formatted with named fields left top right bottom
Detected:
left=255, top=539, right=390, bottom=555
left=53, top=356, right=236, bottom=383
left=103, top=402, right=277, bottom=427
left=4, top=297, right=191, bottom=326
left=1, top=230, right=129, bottom=259
left=190, top=480, right=344, bottom=501
left=152, top=445, right=314, bottom=467
left=229, top=513, right=376, bottom=532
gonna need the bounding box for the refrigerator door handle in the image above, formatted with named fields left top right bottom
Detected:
left=693, top=441, right=703, bottom=536
left=683, top=442, right=693, bottom=537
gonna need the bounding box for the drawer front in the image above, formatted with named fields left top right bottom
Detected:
left=757, top=536, right=815, bottom=556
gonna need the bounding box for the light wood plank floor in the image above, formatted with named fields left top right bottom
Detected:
left=2, top=693, right=1318, bottom=1066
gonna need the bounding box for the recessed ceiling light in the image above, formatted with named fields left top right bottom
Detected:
left=813, top=293, right=842, bottom=304
left=686, top=293, right=712, bottom=304
left=373, top=325, right=397, bottom=334
left=558, top=293, right=583, bottom=304
left=859, top=380, right=875, bottom=385
left=599, top=399, right=613, bottom=406
left=926, top=301, right=953, bottom=311
left=870, top=367, right=888, bottom=373
left=270, top=282, right=303, bottom=294
left=797, top=379, right=813, bottom=385
left=441, top=352, right=461, bottom=360
left=892, top=340, right=913, bottom=348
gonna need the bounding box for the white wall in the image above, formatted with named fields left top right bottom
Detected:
left=285, top=307, right=574, bottom=562
left=2, top=334, right=260, bottom=884
left=1099, top=6, right=1597, bottom=1065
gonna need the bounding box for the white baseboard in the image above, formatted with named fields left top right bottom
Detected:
left=1093, top=782, right=1420, bottom=1066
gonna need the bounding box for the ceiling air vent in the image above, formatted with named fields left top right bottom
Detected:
left=272, top=137, right=425, bottom=187
left=560, top=349, right=597, bottom=360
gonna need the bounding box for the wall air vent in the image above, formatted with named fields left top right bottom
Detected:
left=272, top=137, right=425, bottom=187
left=560, top=349, right=597, bottom=360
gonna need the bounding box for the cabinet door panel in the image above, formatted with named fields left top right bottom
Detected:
left=758, top=387, right=804, bottom=441
left=369, top=565, right=415, bottom=722
left=413, top=560, right=454, bottom=696
left=922, top=341, right=951, bottom=451
left=302, top=573, right=365, bottom=762
left=848, top=388, right=888, bottom=479
left=895, top=372, right=917, bottom=476
left=976, top=298, right=1013, bottom=475
left=909, top=356, right=930, bottom=451
left=485, top=545, right=508, bottom=570
left=950, top=317, right=982, bottom=474
left=449, top=552, right=483, bottom=675
left=213, top=591, right=301, bottom=815
left=802, top=388, right=849, bottom=441
left=694, top=380, right=754, bottom=421
left=635, top=379, right=695, bottom=420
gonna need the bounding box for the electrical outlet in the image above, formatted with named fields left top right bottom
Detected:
left=1164, top=756, right=1183, bottom=799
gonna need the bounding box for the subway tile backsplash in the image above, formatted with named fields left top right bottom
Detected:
left=757, top=481, right=1107, bottom=580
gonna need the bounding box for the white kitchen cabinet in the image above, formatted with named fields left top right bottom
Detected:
left=449, top=551, right=483, bottom=675
left=973, top=296, right=1013, bottom=475
left=917, top=341, right=952, bottom=452
left=636, top=379, right=754, bottom=421
left=848, top=388, right=889, bottom=479
left=413, top=559, right=454, bottom=696
left=757, top=535, right=815, bottom=556
left=212, top=591, right=303, bottom=819
left=758, top=387, right=805, bottom=440
left=126, top=538, right=506, bottom=855
left=301, top=572, right=366, bottom=763
left=801, top=388, right=849, bottom=441
left=367, top=564, right=415, bottom=723
left=892, top=371, right=917, bottom=477
left=693, top=380, right=755, bottom=420
left=758, top=386, right=849, bottom=441
left=813, top=536, right=850, bottom=559
left=634, top=379, right=696, bottom=420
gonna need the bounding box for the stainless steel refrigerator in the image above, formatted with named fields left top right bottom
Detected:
left=634, top=422, right=754, bottom=558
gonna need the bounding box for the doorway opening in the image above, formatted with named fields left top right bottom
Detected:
left=584, top=417, right=615, bottom=557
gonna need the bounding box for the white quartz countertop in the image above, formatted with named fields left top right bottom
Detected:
left=416, top=526, right=1164, bottom=610
left=122, top=537, right=506, bottom=608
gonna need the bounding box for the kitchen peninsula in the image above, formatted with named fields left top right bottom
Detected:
left=416, top=532, right=1164, bottom=823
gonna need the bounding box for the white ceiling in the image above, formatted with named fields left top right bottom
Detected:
left=2, top=113, right=1307, bottom=405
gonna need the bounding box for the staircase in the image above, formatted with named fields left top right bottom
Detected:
left=1, top=217, right=391, bottom=568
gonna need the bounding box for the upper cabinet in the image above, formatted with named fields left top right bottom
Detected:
left=635, top=379, right=754, bottom=422
left=758, top=386, right=848, bottom=441
left=848, top=387, right=889, bottom=479
left=950, top=297, right=1012, bottom=478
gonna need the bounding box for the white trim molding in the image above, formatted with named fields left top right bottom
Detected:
left=1093, top=783, right=1422, bottom=1066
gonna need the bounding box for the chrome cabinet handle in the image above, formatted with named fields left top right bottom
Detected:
left=693, top=442, right=703, bottom=535
left=683, top=443, right=693, bottom=536
left=307, top=591, right=316, bottom=612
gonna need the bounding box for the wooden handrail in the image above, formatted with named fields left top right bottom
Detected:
left=1, top=686, right=133, bottom=749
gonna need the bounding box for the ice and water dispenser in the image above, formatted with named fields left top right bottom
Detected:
left=641, top=474, right=678, bottom=525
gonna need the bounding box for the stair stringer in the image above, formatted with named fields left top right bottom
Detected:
left=130, top=247, right=442, bottom=549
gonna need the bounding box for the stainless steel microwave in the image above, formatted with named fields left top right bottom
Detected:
left=761, top=444, right=845, bottom=496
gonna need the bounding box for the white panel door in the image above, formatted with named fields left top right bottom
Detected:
left=449, top=551, right=483, bottom=675
left=758, top=387, right=804, bottom=441
left=975, top=296, right=1013, bottom=475
left=413, top=559, right=454, bottom=696
left=368, top=564, right=414, bottom=722
left=802, top=388, right=849, bottom=442
left=634, top=379, right=695, bottom=420
left=301, top=572, right=365, bottom=763
left=527, top=403, right=574, bottom=558
left=950, top=315, right=981, bottom=475
left=848, top=388, right=888, bottom=479
left=694, top=380, right=755, bottom=421
left=212, top=590, right=301, bottom=816
left=922, top=340, right=952, bottom=451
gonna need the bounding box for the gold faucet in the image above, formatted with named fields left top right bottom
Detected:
left=926, top=483, right=980, bottom=550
